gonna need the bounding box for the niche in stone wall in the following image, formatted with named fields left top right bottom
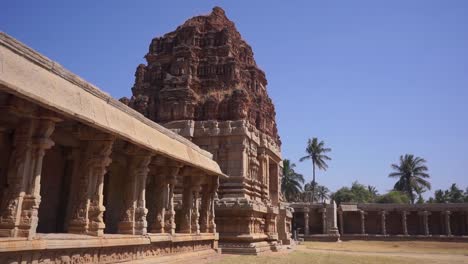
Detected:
left=268, top=161, right=278, bottom=205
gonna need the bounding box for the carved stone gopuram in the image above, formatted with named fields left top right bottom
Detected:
left=121, top=7, right=290, bottom=254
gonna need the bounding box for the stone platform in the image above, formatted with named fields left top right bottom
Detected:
left=0, top=233, right=219, bottom=263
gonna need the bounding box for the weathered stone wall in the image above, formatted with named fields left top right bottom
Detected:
left=0, top=32, right=224, bottom=263
left=120, top=7, right=289, bottom=253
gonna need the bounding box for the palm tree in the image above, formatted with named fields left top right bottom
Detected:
left=367, top=185, right=378, bottom=199
left=388, top=154, right=431, bottom=204
left=317, top=185, right=330, bottom=203
left=281, top=159, right=305, bottom=202
left=299, top=138, right=331, bottom=203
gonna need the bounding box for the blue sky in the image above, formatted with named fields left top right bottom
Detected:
left=2, top=1, right=467, bottom=197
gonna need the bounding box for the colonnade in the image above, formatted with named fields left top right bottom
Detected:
left=338, top=209, right=468, bottom=237
left=0, top=96, right=219, bottom=239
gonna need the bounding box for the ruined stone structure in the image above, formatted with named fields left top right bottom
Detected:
left=290, top=202, right=340, bottom=241
left=291, top=202, right=468, bottom=241
left=0, top=32, right=225, bottom=263
left=338, top=203, right=468, bottom=240
left=121, top=7, right=290, bottom=254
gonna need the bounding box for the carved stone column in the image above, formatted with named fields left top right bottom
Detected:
left=420, top=211, right=430, bottom=236
left=165, top=166, right=179, bottom=235
left=149, top=164, right=168, bottom=233
left=180, top=176, right=193, bottom=233
left=0, top=116, right=57, bottom=238
left=380, top=210, right=387, bottom=236
left=209, top=176, right=219, bottom=233
left=118, top=145, right=152, bottom=235
left=304, top=210, right=309, bottom=236
left=200, top=182, right=212, bottom=233
left=321, top=208, right=327, bottom=234
left=402, top=211, right=408, bottom=236
left=0, top=122, right=32, bottom=237
left=68, top=129, right=114, bottom=237
left=444, top=211, right=452, bottom=236
left=360, top=210, right=366, bottom=235
left=338, top=211, right=344, bottom=235
left=192, top=179, right=202, bottom=234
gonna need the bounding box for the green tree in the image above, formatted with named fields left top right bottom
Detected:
left=447, top=183, right=465, bottom=203
left=299, top=138, right=331, bottom=203
left=367, top=185, right=379, bottom=199
left=316, top=185, right=330, bottom=203
left=465, top=187, right=468, bottom=202
left=431, top=184, right=465, bottom=203
left=375, top=191, right=410, bottom=204
left=434, top=189, right=448, bottom=203
left=281, top=159, right=305, bottom=202
left=388, top=154, right=431, bottom=204
left=332, top=181, right=374, bottom=204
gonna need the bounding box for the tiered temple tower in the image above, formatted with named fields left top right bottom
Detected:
left=121, top=7, right=291, bottom=253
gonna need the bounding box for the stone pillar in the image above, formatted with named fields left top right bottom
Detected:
left=465, top=212, right=468, bottom=235
left=166, top=173, right=177, bottom=234
left=338, top=211, right=344, bottom=235
left=421, top=211, right=430, bottom=236
left=402, top=211, right=408, bottom=236
left=200, top=180, right=214, bottom=233
left=360, top=210, right=366, bottom=235
left=0, top=117, right=56, bottom=238
left=444, top=211, right=451, bottom=236
left=321, top=209, right=327, bottom=234
left=180, top=177, right=193, bottom=233
left=304, top=210, right=309, bottom=236
left=210, top=176, right=219, bottom=233
left=191, top=179, right=202, bottom=234
left=150, top=174, right=168, bottom=233
left=68, top=129, right=114, bottom=237
left=118, top=146, right=152, bottom=235
left=380, top=210, right=387, bottom=236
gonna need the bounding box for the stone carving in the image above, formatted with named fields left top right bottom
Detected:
left=68, top=129, right=115, bottom=236
left=118, top=144, right=152, bottom=235
left=120, top=7, right=280, bottom=146
left=119, top=6, right=285, bottom=254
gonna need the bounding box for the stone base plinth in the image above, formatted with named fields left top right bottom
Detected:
left=0, top=233, right=218, bottom=264
left=301, top=234, right=340, bottom=242
left=219, top=241, right=281, bottom=255
left=340, top=234, right=468, bottom=242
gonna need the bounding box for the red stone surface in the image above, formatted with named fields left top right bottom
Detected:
left=121, top=7, right=280, bottom=145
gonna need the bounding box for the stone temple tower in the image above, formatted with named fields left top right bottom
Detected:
left=121, top=7, right=291, bottom=253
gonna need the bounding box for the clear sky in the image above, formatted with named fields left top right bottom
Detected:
left=2, top=1, right=467, bottom=197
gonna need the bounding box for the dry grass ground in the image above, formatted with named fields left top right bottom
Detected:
left=205, top=241, right=468, bottom=264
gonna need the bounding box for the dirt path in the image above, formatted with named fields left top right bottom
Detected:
left=300, top=246, right=468, bottom=263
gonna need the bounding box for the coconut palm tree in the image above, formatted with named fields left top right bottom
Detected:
left=388, top=154, right=431, bottom=204
left=317, top=185, right=330, bottom=203
left=281, top=159, right=305, bottom=202
left=367, top=185, right=378, bottom=200
left=299, top=138, right=331, bottom=203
